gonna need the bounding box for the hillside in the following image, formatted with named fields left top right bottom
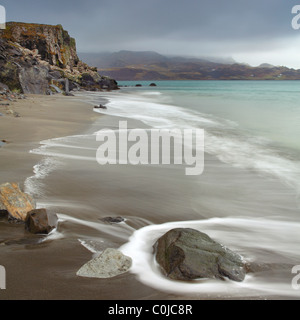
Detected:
left=0, top=22, right=118, bottom=94
left=80, top=50, right=300, bottom=81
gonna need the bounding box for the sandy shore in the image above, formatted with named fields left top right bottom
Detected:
left=0, top=92, right=179, bottom=300
left=0, top=94, right=100, bottom=183
left=0, top=92, right=298, bottom=301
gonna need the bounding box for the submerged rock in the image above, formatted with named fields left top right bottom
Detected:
left=25, top=208, right=55, bottom=234
left=94, top=104, right=107, bottom=110
left=100, top=216, right=124, bottom=224
left=76, top=248, right=132, bottom=279
left=154, top=228, right=246, bottom=282
left=0, top=182, right=35, bottom=221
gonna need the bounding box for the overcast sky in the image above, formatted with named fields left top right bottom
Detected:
left=2, top=0, right=300, bottom=68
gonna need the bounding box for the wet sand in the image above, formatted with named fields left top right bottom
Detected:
left=0, top=93, right=299, bottom=301
left=0, top=94, right=101, bottom=183
left=0, top=93, right=181, bottom=300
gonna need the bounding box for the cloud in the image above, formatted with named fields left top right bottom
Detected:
left=1, top=0, right=300, bottom=67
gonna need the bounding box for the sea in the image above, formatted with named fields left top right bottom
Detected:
left=24, top=80, right=300, bottom=299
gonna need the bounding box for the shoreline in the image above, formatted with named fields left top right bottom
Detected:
left=0, top=91, right=180, bottom=300
left=0, top=90, right=299, bottom=300
left=0, top=93, right=104, bottom=184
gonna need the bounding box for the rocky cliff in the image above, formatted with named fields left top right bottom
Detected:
left=0, top=22, right=118, bottom=94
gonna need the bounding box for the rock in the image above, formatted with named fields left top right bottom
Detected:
left=50, top=84, right=62, bottom=93
left=19, top=65, right=50, bottom=95
left=25, top=208, right=54, bottom=234
left=149, top=83, right=157, bottom=86
left=154, top=228, right=246, bottom=282
left=135, top=84, right=142, bottom=87
left=94, top=104, right=107, bottom=109
left=0, top=182, right=35, bottom=221
left=0, top=202, right=8, bottom=217
left=0, top=82, right=10, bottom=92
left=100, top=216, right=124, bottom=224
left=76, top=248, right=132, bottom=279
left=0, top=23, right=118, bottom=94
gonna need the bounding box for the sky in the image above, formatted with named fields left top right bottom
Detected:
left=2, top=0, right=300, bottom=68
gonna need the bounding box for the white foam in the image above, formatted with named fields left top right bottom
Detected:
left=120, top=217, right=300, bottom=298
left=24, top=157, right=63, bottom=197
left=86, top=90, right=300, bottom=194
left=57, top=214, right=133, bottom=241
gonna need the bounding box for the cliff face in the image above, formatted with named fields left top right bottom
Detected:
left=0, top=22, right=118, bottom=94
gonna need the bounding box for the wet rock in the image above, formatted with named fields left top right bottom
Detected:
left=100, top=216, right=125, bottom=224
left=154, top=228, right=246, bottom=282
left=25, top=208, right=55, bottom=234
left=149, top=83, right=157, bottom=86
left=76, top=248, right=132, bottom=278
left=94, top=104, right=107, bottom=109
left=0, top=182, right=35, bottom=221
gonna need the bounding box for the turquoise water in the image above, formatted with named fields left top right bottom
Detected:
left=119, top=80, right=300, bottom=153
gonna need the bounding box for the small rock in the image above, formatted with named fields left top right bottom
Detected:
left=100, top=216, right=124, bottom=224
left=25, top=208, right=55, bottom=234
left=94, top=104, right=107, bottom=109
left=0, top=182, right=35, bottom=221
left=149, top=83, right=157, bottom=86
left=76, top=248, right=132, bottom=278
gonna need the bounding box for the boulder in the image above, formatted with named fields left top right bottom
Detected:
left=25, top=208, right=55, bottom=234
left=154, top=228, right=246, bottom=282
left=19, top=65, right=50, bottom=95
left=0, top=182, right=35, bottom=221
left=76, top=248, right=132, bottom=279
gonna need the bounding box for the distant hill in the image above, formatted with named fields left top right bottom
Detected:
left=79, top=50, right=300, bottom=81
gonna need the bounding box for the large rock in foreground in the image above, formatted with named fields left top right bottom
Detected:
left=154, top=228, right=246, bottom=282
left=76, top=248, right=132, bottom=279
left=0, top=182, right=35, bottom=221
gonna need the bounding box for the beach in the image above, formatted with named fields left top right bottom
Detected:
left=0, top=93, right=186, bottom=300
left=0, top=85, right=300, bottom=300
